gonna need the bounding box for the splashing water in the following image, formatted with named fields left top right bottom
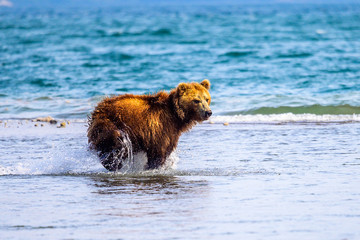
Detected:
left=0, top=121, right=180, bottom=176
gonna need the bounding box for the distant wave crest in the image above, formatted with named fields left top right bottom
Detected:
left=213, top=104, right=360, bottom=123
left=226, top=104, right=360, bottom=115
left=210, top=113, right=360, bottom=124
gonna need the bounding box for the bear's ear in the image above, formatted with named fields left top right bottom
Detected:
left=200, top=79, right=210, bottom=90
left=177, top=83, right=189, bottom=95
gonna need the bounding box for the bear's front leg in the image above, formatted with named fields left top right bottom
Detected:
left=146, top=150, right=166, bottom=170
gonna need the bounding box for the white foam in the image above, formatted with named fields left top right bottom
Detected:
left=210, top=113, right=360, bottom=123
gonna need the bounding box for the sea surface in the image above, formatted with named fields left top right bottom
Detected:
left=1, top=2, right=360, bottom=240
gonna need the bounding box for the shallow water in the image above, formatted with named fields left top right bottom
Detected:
left=1, top=121, right=360, bottom=239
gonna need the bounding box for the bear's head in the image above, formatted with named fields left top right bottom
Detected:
left=174, top=79, right=212, bottom=122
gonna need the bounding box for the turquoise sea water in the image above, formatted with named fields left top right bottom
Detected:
left=1, top=3, right=360, bottom=119
left=1, top=2, right=360, bottom=240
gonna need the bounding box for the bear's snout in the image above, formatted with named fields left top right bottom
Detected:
left=205, top=110, right=212, bottom=118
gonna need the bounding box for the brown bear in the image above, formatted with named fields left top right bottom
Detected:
left=87, top=79, right=212, bottom=171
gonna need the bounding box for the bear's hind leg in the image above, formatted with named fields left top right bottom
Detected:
left=88, top=119, right=132, bottom=171
left=99, top=129, right=134, bottom=171
left=100, top=148, right=124, bottom=171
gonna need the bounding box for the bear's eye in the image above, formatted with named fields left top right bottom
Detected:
left=193, top=99, right=201, bottom=104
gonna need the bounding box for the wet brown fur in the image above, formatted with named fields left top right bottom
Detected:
left=87, top=80, right=211, bottom=171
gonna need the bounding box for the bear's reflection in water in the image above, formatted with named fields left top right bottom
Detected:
left=90, top=175, right=209, bottom=196
left=89, top=176, right=210, bottom=218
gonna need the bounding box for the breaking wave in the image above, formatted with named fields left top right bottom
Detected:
left=212, top=104, right=360, bottom=123
left=210, top=113, right=360, bottom=123
left=228, top=105, right=360, bottom=115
